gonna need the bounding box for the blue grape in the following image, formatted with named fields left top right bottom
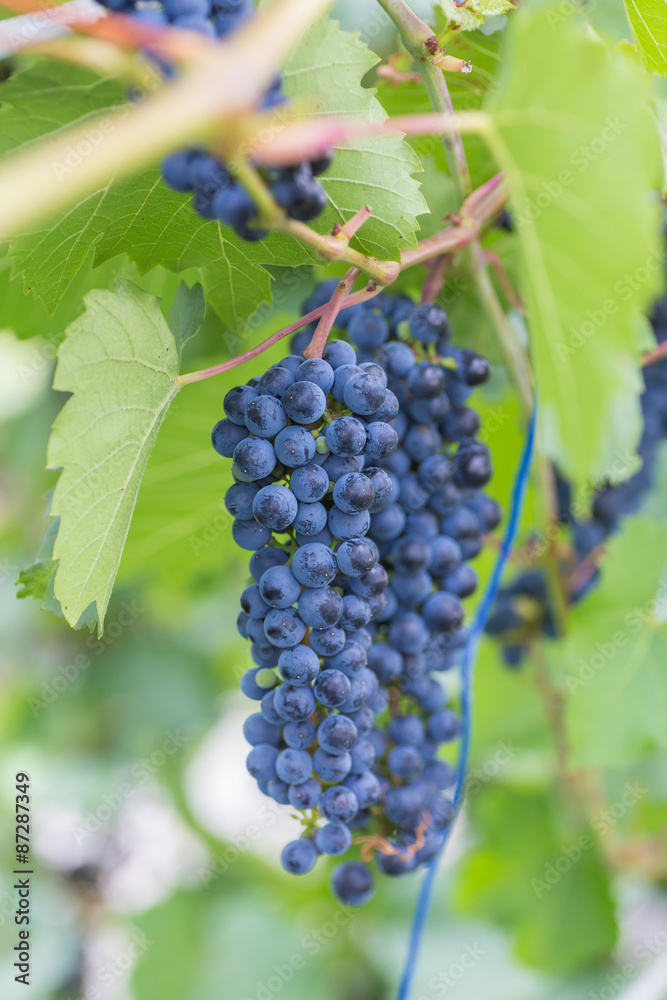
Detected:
left=330, top=640, right=367, bottom=675
left=388, top=745, right=423, bottom=779
left=310, top=626, right=346, bottom=656
left=364, top=421, right=398, bottom=461
left=317, top=714, right=357, bottom=752
left=252, top=484, right=297, bottom=531
left=349, top=738, right=375, bottom=774
left=326, top=416, right=366, bottom=457
left=389, top=714, right=426, bottom=746
left=267, top=778, right=291, bottom=804
left=224, top=384, right=258, bottom=425
left=249, top=546, right=289, bottom=582
left=335, top=537, right=378, bottom=577
left=232, top=437, right=276, bottom=481
left=330, top=862, right=374, bottom=905
left=313, top=668, right=351, bottom=707
left=281, top=839, right=318, bottom=874
left=233, top=519, right=272, bottom=550
left=322, top=339, right=356, bottom=369
left=288, top=778, right=322, bottom=809
left=283, top=719, right=316, bottom=749
left=243, top=713, right=282, bottom=746
left=332, top=363, right=363, bottom=403
left=315, top=822, right=352, bottom=855
left=275, top=748, right=313, bottom=784
left=244, top=394, right=287, bottom=438
left=290, top=542, right=337, bottom=587
left=298, top=586, right=343, bottom=628
left=293, top=501, right=328, bottom=536
left=259, top=565, right=301, bottom=608
left=225, top=482, right=260, bottom=520
left=278, top=645, right=319, bottom=684
left=283, top=380, right=327, bottom=424
left=274, top=425, right=316, bottom=467
left=263, top=608, right=307, bottom=648
left=258, top=365, right=295, bottom=398
left=348, top=309, right=389, bottom=350
left=339, top=594, right=371, bottom=630
left=289, top=463, right=329, bottom=502
left=344, top=372, right=386, bottom=416
left=313, top=748, right=352, bottom=782
left=273, top=682, right=316, bottom=721
left=328, top=507, right=371, bottom=540
left=333, top=472, right=375, bottom=514
left=422, top=591, right=464, bottom=633
left=240, top=584, right=269, bottom=619
left=408, top=303, right=450, bottom=344
left=246, top=744, right=278, bottom=780
left=320, top=786, right=359, bottom=822
left=343, top=771, right=380, bottom=808
left=296, top=358, right=335, bottom=393
left=212, top=418, right=248, bottom=457
left=427, top=709, right=461, bottom=742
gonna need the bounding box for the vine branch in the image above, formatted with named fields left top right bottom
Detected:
left=374, top=0, right=471, bottom=203
left=303, top=268, right=360, bottom=360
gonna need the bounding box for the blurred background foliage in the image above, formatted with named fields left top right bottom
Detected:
left=2, top=0, right=667, bottom=997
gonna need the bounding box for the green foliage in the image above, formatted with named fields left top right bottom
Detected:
left=563, top=514, right=667, bottom=767
left=47, top=281, right=183, bottom=632
left=623, top=0, right=667, bottom=75
left=454, top=784, right=617, bottom=972
left=487, top=6, right=662, bottom=493
left=283, top=17, right=428, bottom=259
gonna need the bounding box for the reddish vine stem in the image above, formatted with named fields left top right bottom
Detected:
left=642, top=340, right=667, bottom=367
left=177, top=282, right=382, bottom=385
left=482, top=249, right=522, bottom=311
left=303, top=268, right=360, bottom=360
left=420, top=255, right=449, bottom=303
left=179, top=174, right=506, bottom=384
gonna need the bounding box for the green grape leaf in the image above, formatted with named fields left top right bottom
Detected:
left=563, top=515, right=667, bottom=767
left=47, top=280, right=184, bottom=633
left=16, top=514, right=59, bottom=606
left=0, top=61, right=314, bottom=327
left=168, top=282, right=205, bottom=361
left=487, top=7, right=662, bottom=492
left=282, top=17, right=428, bottom=260
left=454, top=785, right=617, bottom=971
left=623, top=0, right=667, bottom=75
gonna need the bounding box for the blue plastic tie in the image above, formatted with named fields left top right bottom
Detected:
left=396, top=402, right=538, bottom=1000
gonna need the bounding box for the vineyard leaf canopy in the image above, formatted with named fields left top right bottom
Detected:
left=46, top=280, right=184, bottom=633
left=623, top=0, right=667, bottom=75
left=486, top=6, right=662, bottom=493
left=1, top=17, right=426, bottom=327
left=564, top=514, right=667, bottom=768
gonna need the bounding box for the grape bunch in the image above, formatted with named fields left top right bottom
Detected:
left=213, top=282, right=499, bottom=905
left=97, top=0, right=330, bottom=239
left=487, top=291, right=667, bottom=667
